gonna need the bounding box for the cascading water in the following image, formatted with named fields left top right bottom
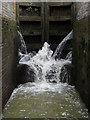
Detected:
left=19, top=41, right=71, bottom=83
left=18, top=31, right=28, bottom=60
left=53, top=30, right=73, bottom=60
left=65, top=51, right=72, bottom=61
left=18, top=31, right=27, bottom=54
left=3, top=31, right=88, bottom=118
left=18, top=30, right=73, bottom=83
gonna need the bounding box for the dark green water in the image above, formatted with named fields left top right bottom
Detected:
left=3, top=82, right=88, bottom=118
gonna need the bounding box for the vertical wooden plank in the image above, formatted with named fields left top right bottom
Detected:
left=45, top=2, right=49, bottom=43
left=71, top=3, right=74, bottom=29
left=16, top=2, right=19, bottom=25
left=16, top=2, right=73, bottom=51
left=41, top=2, right=45, bottom=44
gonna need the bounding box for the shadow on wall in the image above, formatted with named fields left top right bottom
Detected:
left=72, top=2, right=90, bottom=113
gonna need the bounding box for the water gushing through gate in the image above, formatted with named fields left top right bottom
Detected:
left=3, top=31, right=88, bottom=118
left=18, top=30, right=72, bottom=83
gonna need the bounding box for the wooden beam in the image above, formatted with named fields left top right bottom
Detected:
left=19, top=16, right=41, bottom=21
left=49, top=16, right=72, bottom=21
left=47, top=2, right=72, bottom=7
left=22, top=31, right=41, bottom=36
left=27, top=43, right=42, bottom=50
left=49, top=30, right=69, bottom=36
left=19, top=2, right=42, bottom=7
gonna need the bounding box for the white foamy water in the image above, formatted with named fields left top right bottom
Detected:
left=19, top=42, right=71, bottom=83
left=11, top=82, right=71, bottom=95
left=3, top=81, right=88, bottom=118
left=3, top=31, right=88, bottom=118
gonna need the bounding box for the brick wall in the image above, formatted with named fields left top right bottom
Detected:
left=0, top=1, right=18, bottom=113
left=88, top=2, right=90, bottom=114
left=72, top=2, right=90, bottom=112
left=0, top=0, right=2, bottom=117
left=76, top=2, right=89, bottom=20
left=2, top=2, right=16, bottom=20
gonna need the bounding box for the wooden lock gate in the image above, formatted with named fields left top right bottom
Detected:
left=16, top=2, right=73, bottom=52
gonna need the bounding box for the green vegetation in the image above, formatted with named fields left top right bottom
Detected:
left=17, top=26, right=21, bottom=33
left=26, top=6, right=32, bottom=12
left=26, top=6, right=38, bottom=12
left=17, top=26, right=23, bottom=39
left=34, top=8, right=38, bottom=12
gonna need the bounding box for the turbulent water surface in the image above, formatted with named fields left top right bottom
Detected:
left=3, top=82, right=88, bottom=118
left=3, top=31, right=88, bottom=118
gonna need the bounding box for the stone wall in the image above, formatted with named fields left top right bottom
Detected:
left=72, top=2, right=90, bottom=112
left=88, top=2, right=90, bottom=114
left=76, top=2, right=89, bottom=20
left=2, top=2, right=16, bottom=20
left=0, top=1, right=18, bottom=112
left=0, top=0, right=2, bottom=118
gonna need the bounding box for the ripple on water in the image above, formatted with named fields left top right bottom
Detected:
left=3, top=82, right=88, bottom=118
